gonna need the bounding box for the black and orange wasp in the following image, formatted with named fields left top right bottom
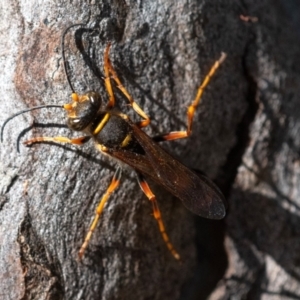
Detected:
left=1, top=24, right=227, bottom=260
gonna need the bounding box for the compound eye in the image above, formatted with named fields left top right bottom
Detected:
left=66, top=92, right=101, bottom=131
left=67, top=117, right=84, bottom=131
left=88, top=92, right=101, bottom=108
left=90, top=95, right=97, bottom=106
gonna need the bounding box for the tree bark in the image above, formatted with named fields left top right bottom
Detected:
left=209, top=0, right=300, bottom=299
left=2, top=0, right=298, bottom=299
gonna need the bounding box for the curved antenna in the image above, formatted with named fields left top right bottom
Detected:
left=61, top=23, right=86, bottom=93
left=1, top=24, right=87, bottom=142
left=1, top=105, right=63, bottom=142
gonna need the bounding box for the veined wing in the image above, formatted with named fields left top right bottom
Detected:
left=107, top=120, right=226, bottom=220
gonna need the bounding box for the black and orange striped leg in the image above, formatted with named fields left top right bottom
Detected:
left=104, top=44, right=150, bottom=128
left=152, top=131, right=188, bottom=143
left=78, top=167, right=122, bottom=259
left=153, top=52, right=227, bottom=143
left=136, top=173, right=180, bottom=260
left=104, top=43, right=116, bottom=109
left=24, top=135, right=91, bottom=146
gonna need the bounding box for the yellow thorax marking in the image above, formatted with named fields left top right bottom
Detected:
left=93, top=113, right=110, bottom=135
left=121, top=134, right=132, bottom=147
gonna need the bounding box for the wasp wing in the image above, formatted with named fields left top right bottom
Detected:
left=107, top=120, right=226, bottom=219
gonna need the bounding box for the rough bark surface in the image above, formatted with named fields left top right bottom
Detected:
left=209, top=0, right=300, bottom=299
left=0, top=0, right=298, bottom=300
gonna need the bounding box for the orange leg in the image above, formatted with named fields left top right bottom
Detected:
left=152, top=131, right=188, bottom=143
left=153, top=52, right=227, bottom=143
left=137, top=173, right=180, bottom=260
left=24, top=135, right=91, bottom=146
left=78, top=167, right=122, bottom=259
left=187, top=52, right=227, bottom=135
left=104, top=43, right=116, bottom=109
left=104, top=45, right=150, bottom=128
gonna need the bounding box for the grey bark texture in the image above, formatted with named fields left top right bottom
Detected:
left=0, top=0, right=299, bottom=299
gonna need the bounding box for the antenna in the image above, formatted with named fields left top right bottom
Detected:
left=61, top=23, right=86, bottom=93
left=1, top=23, right=87, bottom=142
left=1, top=105, right=63, bottom=142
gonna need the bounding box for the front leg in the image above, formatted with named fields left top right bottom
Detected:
left=104, top=44, right=150, bottom=128
left=24, top=135, right=91, bottom=146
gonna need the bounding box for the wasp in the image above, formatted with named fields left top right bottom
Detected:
left=1, top=24, right=227, bottom=260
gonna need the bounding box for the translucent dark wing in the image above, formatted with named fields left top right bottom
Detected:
left=108, top=120, right=226, bottom=219
left=109, top=147, right=156, bottom=177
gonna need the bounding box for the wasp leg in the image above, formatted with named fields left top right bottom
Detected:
left=24, top=136, right=91, bottom=146
left=78, top=167, right=122, bottom=259
left=152, top=131, right=188, bottom=143
left=153, top=52, right=227, bottom=143
left=105, top=45, right=150, bottom=128
left=186, top=52, right=227, bottom=134
left=136, top=173, right=180, bottom=260
left=104, top=43, right=115, bottom=109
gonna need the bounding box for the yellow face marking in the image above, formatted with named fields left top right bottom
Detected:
left=64, top=94, right=92, bottom=118
left=63, top=103, right=73, bottom=111
left=121, top=133, right=132, bottom=147
left=72, top=93, right=79, bottom=102
left=93, top=113, right=110, bottom=135
left=77, top=94, right=90, bottom=103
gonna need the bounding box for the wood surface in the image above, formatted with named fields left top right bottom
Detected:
left=0, top=0, right=299, bottom=299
